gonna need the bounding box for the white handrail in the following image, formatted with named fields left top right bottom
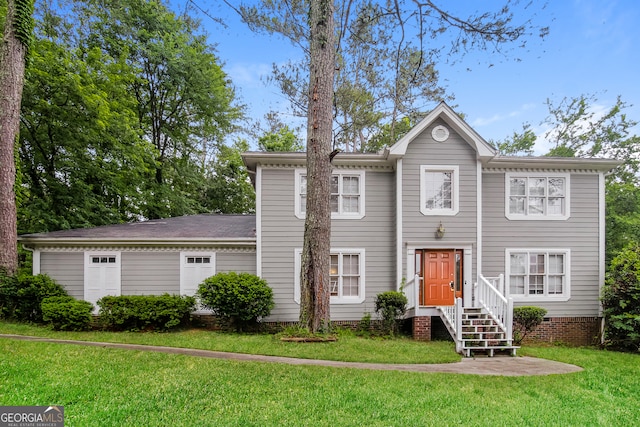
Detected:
left=439, top=298, right=463, bottom=353
left=477, top=274, right=513, bottom=342
left=402, top=274, right=420, bottom=309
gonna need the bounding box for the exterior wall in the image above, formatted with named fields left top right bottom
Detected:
left=40, top=252, right=84, bottom=299
left=482, top=172, right=602, bottom=317
left=121, top=252, right=180, bottom=295
left=37, top=247, right=257, bottom=300
left=259, top=166, right=396, bottom=322
left=521, top=317, right=601, bottom=346
left=401, top=119, right=479, bottom=295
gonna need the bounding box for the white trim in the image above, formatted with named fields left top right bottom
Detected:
left=256, top=165, right=262, bottom=277
left=505, top=248, right=571, bottom=302
left=396, top=158, right=403, bottom=290
left=32, top=249, right=41, bottom=275
left=476, top=160, right=482, bottom=296
left=420, top=165, right=459, bottom=216
left=598, top=172, right=606, bottom=316
left=505, top=172, right=571, bottom=220
left=294, top=248, right=366, bottom=304
left=294, top=169, right=366, bottom=220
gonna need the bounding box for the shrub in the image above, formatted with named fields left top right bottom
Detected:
left=97, top=294, right=196, bottom=332
left=41, top=296, right=94, bottom=331
left=602, top=244, right=640, bottom=351
left=374, top=291, right=407, bottom=335
left=0, top=271, right=67, bottom=322
left=513, top=306, right=547, bottom=345
left=197, top=272, right=274, bottom=331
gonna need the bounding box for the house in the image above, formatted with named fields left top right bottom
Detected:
left=19, top=102, right=620, bottom=352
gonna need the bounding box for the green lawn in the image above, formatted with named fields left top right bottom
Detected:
left=1, top=322, right=639, bottom=426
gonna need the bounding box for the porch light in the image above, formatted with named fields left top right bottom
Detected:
left=435, top=222, right=445, bottom=239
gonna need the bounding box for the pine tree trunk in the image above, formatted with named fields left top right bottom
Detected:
left=0, top=0, right=26, bottom=275
left=299, top=0, right=335, bottom=333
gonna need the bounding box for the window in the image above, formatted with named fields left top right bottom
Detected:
left=506, top=249, right=570, bottom=301
left=91, top=256, right=116, bottom=264
left=420, top=165, right=459, bottom=215
left=506, top=173, right=569, bottom=220
left=295, top=169, right=365, bottom=219
left=186, top=256, right=211, bottom=264
left=294, top=248, right=365, bottom=304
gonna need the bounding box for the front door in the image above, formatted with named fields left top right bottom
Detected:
left=420, top=250, right=458, bottom=306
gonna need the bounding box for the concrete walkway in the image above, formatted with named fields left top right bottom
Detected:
left=1, top=334, right=583, bottom=376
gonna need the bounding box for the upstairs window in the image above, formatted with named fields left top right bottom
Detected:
left=420, top=165, right=459, bottom=216
left=506, top=173, right=569, bottom=220
left=295, top=169, right=365, bottom=219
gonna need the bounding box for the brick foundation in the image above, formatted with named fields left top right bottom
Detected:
left=519, top=317, right=602, bottom=346
left=412, top=316, right=432, bottom=341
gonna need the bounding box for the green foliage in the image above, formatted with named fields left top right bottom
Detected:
left=12, top=0, right=34, bottom=55
left=202, top=139, right=255, bottom=214
left=357, top=312, right=372, bottom=333
left=258, top=126, right=304, bottom=152
left=197, top=272, right=274, bottom=331
left=513, top=306, right=547, bottom=345
left=97, top=294, right=196, bottom=332
left=493, top=123, right=536, bottom=156
left=0, top=271, right=68, bottom=322
left=602, top=245, right=640, bottom=351
left=41, top=296, right=94, bottom=331
left=374, top=291, right=407, bottom=335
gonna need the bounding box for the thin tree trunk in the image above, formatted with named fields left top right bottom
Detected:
left=299, top=0, right=335, bottom=333
left=0, top=0, right=27, bottom=274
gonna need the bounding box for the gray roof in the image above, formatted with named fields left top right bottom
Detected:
left=19, top=214, right=256, bottom=242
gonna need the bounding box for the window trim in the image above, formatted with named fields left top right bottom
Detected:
left=420, top=165, right=459, bottom=216
left=295, top=169, right=365, bottom=220
left=505, top=248, right=571, bottom=302
left=294, top=248, right=366, bottom=304
left=505, top=172, right=570, bottom=220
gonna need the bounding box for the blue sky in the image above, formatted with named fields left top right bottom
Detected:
left=177, top=0, right=639, bottom=153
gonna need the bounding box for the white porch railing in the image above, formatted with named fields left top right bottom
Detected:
left=440, top=298, right=463, bottom=353
left=402, top=274, right=420, bottom=310
left=476, top=274, right=513, bottom=342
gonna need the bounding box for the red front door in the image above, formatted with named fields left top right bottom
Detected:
left=422, top=250, right=455, bottom=306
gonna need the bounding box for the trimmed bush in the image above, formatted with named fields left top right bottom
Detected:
left=197, top=272, right=274, bottom=331
left=602, top=244, right=640, bottom=351
left=97, top=294, right=196, bottom=332
left=513, top=306, right=547, bottom=345
left=374, top=291, right=408, bottom=335
left=0, top=271, right=67, bottom=322
left=41, top=296, right=94, bottom=331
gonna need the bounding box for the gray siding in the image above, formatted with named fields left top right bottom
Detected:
left=482, top=172, right=601, bottom=316
left=121, top=252, right=180, bottom=295
left=260, top=167, right=395, bottom=322
left=401, top=119, right=479, bottom=278
left=217, top=251, right=256, bottom=274
left=40, top=252, right=84, bottom=299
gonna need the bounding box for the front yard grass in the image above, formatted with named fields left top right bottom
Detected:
left=1, top=328, right=638, bottom=426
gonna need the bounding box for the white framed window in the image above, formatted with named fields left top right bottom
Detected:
left=420, top=165, right=459, bottom=216
left=294, top=248, right=365, bottom=304
left=505, top=173, right=570, bottom=220
left=506, top=249, right=570, bottom=301
left=295, top=169, right=365, bottom=219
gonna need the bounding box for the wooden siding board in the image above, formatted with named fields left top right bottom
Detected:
left=40, top=252, right=84, bottom=299
left=482, top=172, right=601, bottom=317
left=217, top=252, right=256, bottom=274
left=260, top=167, right=395, bottom=322
left=121, top=252, right=180, bottom=295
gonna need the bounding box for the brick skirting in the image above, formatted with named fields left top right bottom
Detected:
left=519, top=316, right=602, bottom=346
left=412, top=316, right=432, bottom=341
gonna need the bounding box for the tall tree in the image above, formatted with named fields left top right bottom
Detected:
left=297, top=0, right=335, bottom=332
left=258, top=126, right=304, bottom=152
left=77, top=0, right=242, bottom=219
left=229, top=0, right=547, bottom=332
left=0, top=0, right=33, bottom=273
